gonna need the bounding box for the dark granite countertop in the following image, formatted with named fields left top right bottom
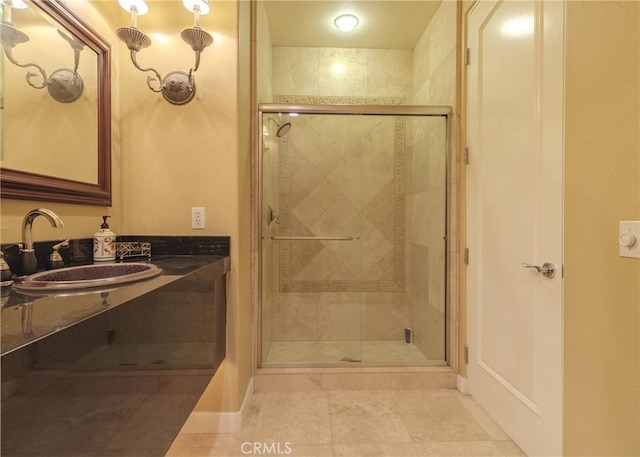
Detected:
left=1, top=255, right=230, bottom=356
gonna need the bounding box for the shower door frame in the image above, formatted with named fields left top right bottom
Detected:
left=257, top=103, right=453, bottom=368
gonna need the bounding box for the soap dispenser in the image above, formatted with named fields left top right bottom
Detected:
left=93, top=216, right=116, bottom=262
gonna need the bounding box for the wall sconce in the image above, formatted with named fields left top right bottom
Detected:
left=116, top=0, right=213, bottom=105
left=0, top=0, right=85, bottom=103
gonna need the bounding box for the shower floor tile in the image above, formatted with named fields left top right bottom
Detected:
left=265, top=340, right=429, bottom=364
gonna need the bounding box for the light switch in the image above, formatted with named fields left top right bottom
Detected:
left=619, top=221, right=640, bottom=258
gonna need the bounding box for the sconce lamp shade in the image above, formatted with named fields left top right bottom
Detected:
left=116, top=27, right=151, bottom=52
left=181, top=27, right=213, bottom=52
left=118, top=0, right=148, bottom=15
left=0, top=22, right=29, bottom=48
left=183, top=0, right=210, bottom=15
left=9, top=0, right=28, bottom=9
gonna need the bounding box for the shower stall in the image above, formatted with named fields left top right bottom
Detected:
left=258, top=103, right=450, bottom=367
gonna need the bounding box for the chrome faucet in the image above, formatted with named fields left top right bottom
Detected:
left=20, top=208, right=65, bottom=276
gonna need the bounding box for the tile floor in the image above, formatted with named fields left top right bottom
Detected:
left=167, top=389, right=527, bottom=456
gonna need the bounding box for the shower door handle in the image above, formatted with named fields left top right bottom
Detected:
left=271, top=236, right=354, bottom=241
left=521, top=262, right=556, bottom=279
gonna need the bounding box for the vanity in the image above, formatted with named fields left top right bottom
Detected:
left=0, top=237, right=230, bottom=457
left=1, top=2, right=231, bottom=453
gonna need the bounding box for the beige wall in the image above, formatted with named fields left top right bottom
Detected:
left=256, top=0, right=273, bottom=104
left=114, top=0, right=250, bottom=413
left=564, top=1, right=640, bottom=455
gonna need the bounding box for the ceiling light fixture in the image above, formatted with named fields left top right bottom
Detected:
left=334, top=14, right=359, bottom=33
left=116, top=0, right=213, bottom=105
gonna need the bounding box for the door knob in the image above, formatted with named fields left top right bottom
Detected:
left=521, top=262, right=556, bottom=278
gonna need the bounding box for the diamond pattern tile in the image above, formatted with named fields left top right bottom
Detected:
left=277, top=98, right=406, bottom=292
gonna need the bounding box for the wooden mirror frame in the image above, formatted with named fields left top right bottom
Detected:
left=1, top=0, right=111, bottom=206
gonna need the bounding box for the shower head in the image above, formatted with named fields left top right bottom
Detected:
left=269, top=117, right=292, bottom=137
left=276, top=121, right=291, bottom=137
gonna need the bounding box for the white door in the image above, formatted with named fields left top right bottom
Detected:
left=466, top=1, right=564, bottom=456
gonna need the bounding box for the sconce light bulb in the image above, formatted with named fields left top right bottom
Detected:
left=9, top=0, right=28, bottom=10
left=118, top=0, right=148, bottom=16
left=183, top=0, right=210, bottom=16
left=2, top=0, right=27, bottom=22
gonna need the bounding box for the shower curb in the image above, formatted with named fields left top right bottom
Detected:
left=254, top=367, right=456, bottom=391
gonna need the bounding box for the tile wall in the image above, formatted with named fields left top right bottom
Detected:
left=260, top=0, right=456, bottom=363
left=258, top=0, right=275, bottom=362
left=410, top=1, right=457, bottom=360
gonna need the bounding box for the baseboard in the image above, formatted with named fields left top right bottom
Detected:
left=456, top=374, right=468, bottom=394
left=180, top=377, right=254, bottom=434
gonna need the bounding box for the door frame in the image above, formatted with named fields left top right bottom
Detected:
left=255, top=103, right=456, bottom=369
left=463, top=0, right=565, bottom=454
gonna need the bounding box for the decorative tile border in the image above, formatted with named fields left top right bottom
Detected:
left=279, top=96, right=405, bottom=106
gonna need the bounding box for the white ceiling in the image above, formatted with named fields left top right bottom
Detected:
left=89, top=0, right=443, bottom=50
left=264, top=0, right=443, bottom=50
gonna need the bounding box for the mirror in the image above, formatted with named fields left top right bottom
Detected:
left=0, top=0, right=111, bottom=206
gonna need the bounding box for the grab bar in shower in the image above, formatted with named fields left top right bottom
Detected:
left=270, top=236, right=354, bottom=241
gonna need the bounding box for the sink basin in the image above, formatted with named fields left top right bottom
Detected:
left=13, top=263, right=163, bottom=292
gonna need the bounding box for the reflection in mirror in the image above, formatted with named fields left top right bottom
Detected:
left=0, top=0, right=111, bottom=206
left=1, top=0, right=86, bottom=103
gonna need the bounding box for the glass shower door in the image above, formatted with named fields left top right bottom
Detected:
left=261, top=112, right=364, bottom=365
left=260, top=107, right=448, bottom=367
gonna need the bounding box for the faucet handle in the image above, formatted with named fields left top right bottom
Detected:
left=50, top=239, right=69, bottom=269
left=53, top=239, right=70, bottom=251
left=0, top=252, right=14, bottom=283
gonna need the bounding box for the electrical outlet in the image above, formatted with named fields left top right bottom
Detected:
left=191, top=207, right=205, bottom=229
